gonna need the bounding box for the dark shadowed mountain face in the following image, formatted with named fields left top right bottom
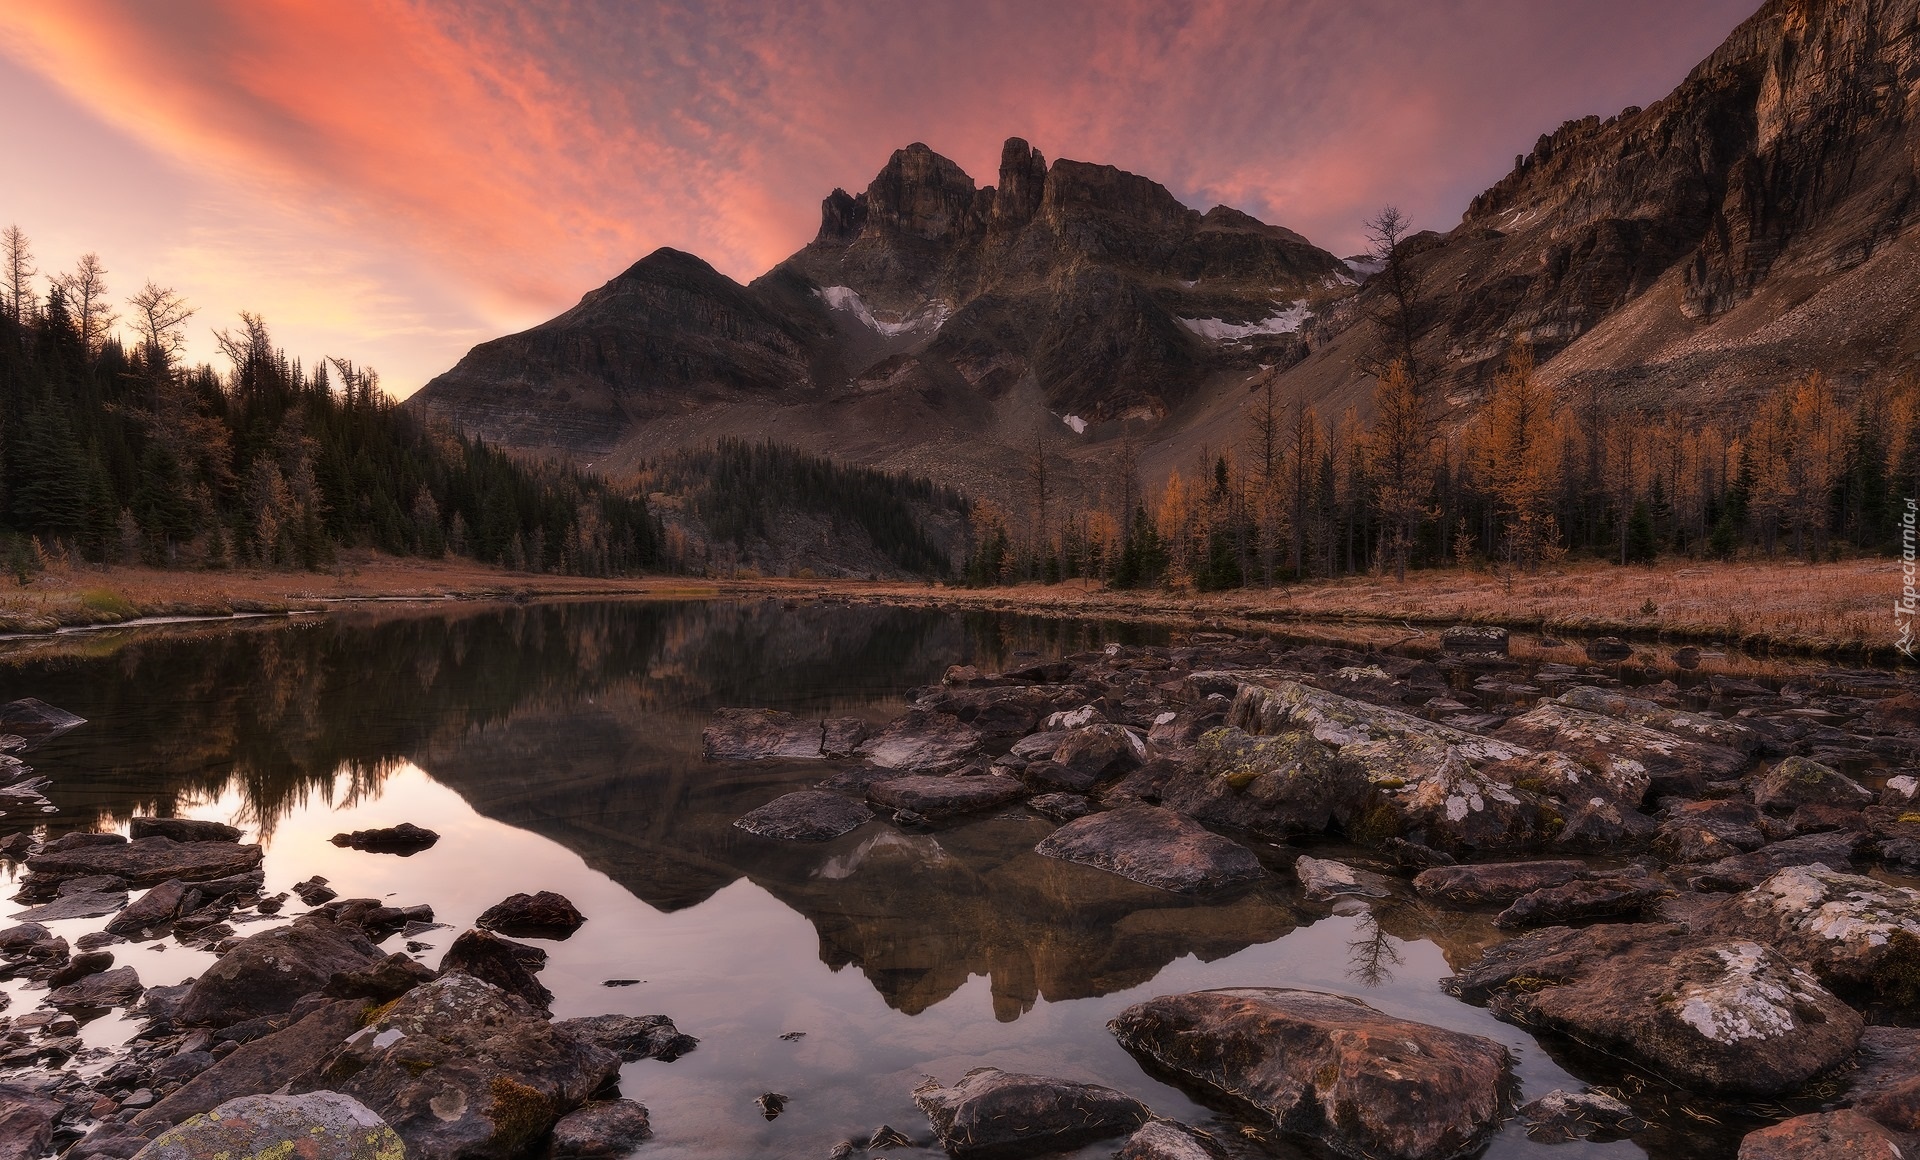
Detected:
left=409, top=0, right=1920, bottom=503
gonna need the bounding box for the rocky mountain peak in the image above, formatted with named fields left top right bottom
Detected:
left=991, top=137, right=1048, bottom=227
left=861, top=142, right=980, bottom=242
left=817, top=188, right=868, bottom=242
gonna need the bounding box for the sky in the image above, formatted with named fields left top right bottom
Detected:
left=0, top=0, right=1760, bottom=398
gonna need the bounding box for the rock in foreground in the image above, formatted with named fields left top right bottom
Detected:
left=1034, top=805, right=1263, bottom=894
left=131, top=1092, right=401, bottom=1160
left=174, top=916, right=378, bottom=1027
left=1735, top=1110, right=1905, bottom=1159
left=1110, top=988, right=1512, bottom=1160
left=912, top=1067, right=1149, bottom=1159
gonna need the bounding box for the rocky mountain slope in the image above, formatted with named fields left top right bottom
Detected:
left=409, top=0, right=1920, bottom=505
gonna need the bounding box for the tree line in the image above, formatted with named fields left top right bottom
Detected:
left=968, top=208, right=1918, bottom=589
left=0, top=227, right=659, bottom=576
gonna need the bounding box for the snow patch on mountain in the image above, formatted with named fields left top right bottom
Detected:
left=1178, top=300, right=1312, bottom=343
left=817, top=286, right=950, bottom=337
left=1062, top=414, right=1088, bottom=434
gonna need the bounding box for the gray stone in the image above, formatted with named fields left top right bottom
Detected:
left=1034, top=805, right=1263, bottom=894
left=130, top=1092, right=400, bottom=1160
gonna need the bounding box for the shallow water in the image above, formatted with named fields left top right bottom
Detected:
left=0, top=599, right=1798, bottom=1158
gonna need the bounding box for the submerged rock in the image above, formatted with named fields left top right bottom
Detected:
left=912, top=1067, right=1149, bottom=1159
left=317, top=973, right=620, bottom=1160
left=867, top=774, right=1025, bottom=820
left=546, top=1099, right=652, bottom=1159
left=1034, top=805, right=1263, bottom=894
left=1516, top=1089, right=1642, bottom=1142
left=1115, top=1120, right=1229, bottom=1159
left=475, top=891, right=586, bottom=939
left=554, top=1013, right=698, bottom=1062
left=131, top=1092, right=401, bottom=1160
left=734, top=790, right=872, bottom=841
left=701, top=708, right=828, bottom=761
left=1110, top=988, right=1512, bottom=1160
left=1412, top=861, right=1585, bottom=906
left=1449, top=923, right=1861, bottom=1096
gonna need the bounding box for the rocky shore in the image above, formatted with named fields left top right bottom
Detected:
left=3, top=622, right=1919, bottom=1160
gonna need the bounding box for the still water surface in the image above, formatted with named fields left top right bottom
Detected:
left=0, top=600, right=1760, bottom=1158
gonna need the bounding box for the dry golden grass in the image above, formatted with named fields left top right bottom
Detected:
left=2, top=551, right=1908, bottom=664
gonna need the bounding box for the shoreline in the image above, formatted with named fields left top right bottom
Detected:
left=2, top=555, right=1911, bottom=665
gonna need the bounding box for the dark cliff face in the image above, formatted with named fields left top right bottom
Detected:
left=1306, top=0, right=1920, bottom=405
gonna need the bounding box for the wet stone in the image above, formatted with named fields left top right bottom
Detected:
left=546, top=1098, right=652, bottom=1159
left=734, top=790, right=872, bottom=841
left=330, top=822, right=441, bottom=855
left=1293, top=855, right=1392, bottom=903
left=475, top=891, right=586, bottom=939
left=1516, top=1089, right=1642, bottom=1143
left=1412, top=860, right=1585, bottom=906
left=912, top=1067, right=1149, bottom=1160
left=1735, top=1110, right=1905, bottom=1159
left=554, top=1013, right=698, bottom=1063
left=1035, top=805, right=1264, bottom=894
left=866, top=774, right=1026, bottom=820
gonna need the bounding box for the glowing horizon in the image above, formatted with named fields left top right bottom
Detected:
left=0, top=0, right=1756, bottom=397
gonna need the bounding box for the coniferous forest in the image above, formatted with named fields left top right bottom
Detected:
left=0, top=229, right=658, bottom=576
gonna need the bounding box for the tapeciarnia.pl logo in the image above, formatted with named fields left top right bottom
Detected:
left=1900, top=498, right=1918, bottom=659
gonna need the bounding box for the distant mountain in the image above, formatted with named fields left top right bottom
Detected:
left=408, top=139, right=1354, bottom=502
left=409, top=0, right=1920, bottom=502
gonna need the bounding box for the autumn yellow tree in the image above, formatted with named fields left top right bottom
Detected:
left=1476, top=346, right=1562, bottom=573
left=1368, top=359, right=1432, bottom=581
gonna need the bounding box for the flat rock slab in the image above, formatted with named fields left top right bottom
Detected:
left=133, top=1092, right=401, bottom=1160
left=1686, top=832, right=1858, bottom=892
left=734, top=790, right=872, bottom=841
left=26, top=835, right=263, bottom=889
left=1034, top=805, right=1263, bottom=894
left=128, top=818, right=241, bottom=843
left=12, top=888, right=128, bottom=922
left=1293, top=855, right=1391, bottom=902
left=912, top=1067, right=1149, bottom=1159
left=702, top=708, right=827, bottom=761
left=868, top=774, right=1025, bottom=820
left=1495, top=874, right=1670, bottom=928
left=1449, top=923, right=1861, bottom=1096
left=1111, top=988, right=1512, bottom=1160
left=857, top=709, right=984, bottom=773
left=1413, top=861, right=1585, bottom=905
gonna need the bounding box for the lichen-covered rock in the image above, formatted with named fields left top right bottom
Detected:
left=1440, top=625, right=1508, bottom=657
left=1448, top=924, right=1861, bottom=1096
left=1478, top=750, right=1657, bottom=847
left=1333, top=736, right=1561, bottom=853
left=701, top=708, right=827, bottom=761
left=1495, top=702, right=1747, bottom=797
left=1413, top=861, right=1585, bottom=906
left=1034, top=805, right=1263, bottom=894
left=1748, top=756, right=1874, bottom=813
left=1735, top=1110, right=1905, bottom=1160
left=1050, top=724, right=1146, bottom=780
left=318, top=973, right=620, bottom=1160
left=175, top=915, right=378, bottom=1027
left=1168, top=727, right=1347, bottom=838
left=867, top=773, right=1025, bottom=819
left=911, top=1067, right=1149, bottom=1159
left=1229, top=679, right=1526, bottom=764
left=131, top=1092, right=402, bottom=1160
left=1553, top=685, right=1759, bottom=753
left=734, top=790, right=872, bottom=841
left=856, top=709, right=984, bottom=773
left=545, top=1099, right=652, bottom=1159
left=1110, top=988, right=1512, bottom=1160
left=1697, top=865, right=1920, bottom=1001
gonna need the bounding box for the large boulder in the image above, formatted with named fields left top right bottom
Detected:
left=440, top=929, right=552, bottom=1010
left=25, top=834, right=263, bottom=891
left=317, top=973, right=620, bottom=1160
left=1034, top=805, right=1263, bottom=894
left=911, top=1067, right=1149, bottom=1159
left=1495, top=702, right=1747, bottom=797
left=1695, top=865, right=1920, bottom=1001
left=856, top=709, right=984, bottom=773
left=174, top=915, right=379, bottom=1027
left=129, top=1092, right=400, bottom=1160
left=1449, top=923, right=1861, bottom=1096
left=867, top=774, right=1025, bottom=820
left=0, top=1083, right=61, bottom=1160
left=733, top=790, right=872, bottom=841
left=1110, top=988, right=1512, bottom=1160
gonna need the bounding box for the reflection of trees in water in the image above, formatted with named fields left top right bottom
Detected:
left=1345, top=910, right=1404, bottom=987
left=0, top=600, right=1145, bottom=838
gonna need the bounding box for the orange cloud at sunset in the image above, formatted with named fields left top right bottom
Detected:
left=0, top=0, right=1758, bottom=395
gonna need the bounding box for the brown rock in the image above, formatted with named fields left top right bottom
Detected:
left=1735, top=1110, right=1904, bottom=1159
